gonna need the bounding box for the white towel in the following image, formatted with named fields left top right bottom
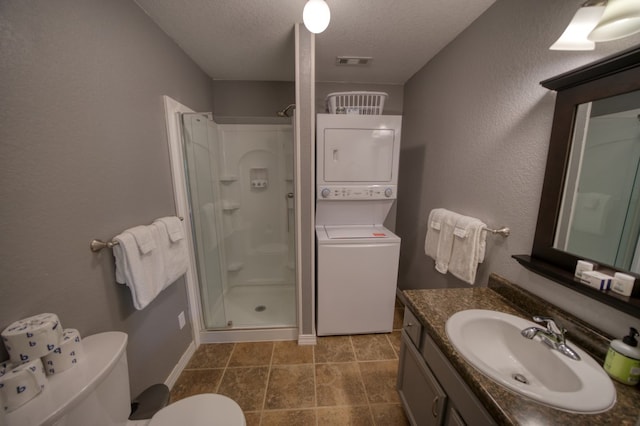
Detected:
left=424, top=209, right=444, bottom=259
left=127, top=225, right=156, bottom=254
left=113, top=227, right=165, bottom=310
left=152, top=218, right=188, bottom=289
left=425, top=208, right=458, bottom=274
left=155, top=216, right=185, bottom=242
left=435, top=210, right=458, bottom=274
left=448, top=215, right=487, bottom=285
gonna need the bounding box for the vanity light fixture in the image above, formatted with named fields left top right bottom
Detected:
left=550, top=0, right=606, bottom=51
left=588, top=0, right=640, bottom=41
left=303, top=0, right=330, bottom=34
left=551, top=0, right=640, bottom=50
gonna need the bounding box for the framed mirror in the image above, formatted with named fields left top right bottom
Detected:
left=514, top=46, right=640, bottom=318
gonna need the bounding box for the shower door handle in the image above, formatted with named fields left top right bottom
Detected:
left=286, top=193, right=294, bottom=232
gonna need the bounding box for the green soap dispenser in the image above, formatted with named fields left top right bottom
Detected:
left=604, top=327, right=640, bottom=385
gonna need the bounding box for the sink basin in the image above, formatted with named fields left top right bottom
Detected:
left=445, top=309, right=616, bottom=413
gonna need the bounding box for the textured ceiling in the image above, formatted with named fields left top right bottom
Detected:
left=134, top=0, right=496, bottom=84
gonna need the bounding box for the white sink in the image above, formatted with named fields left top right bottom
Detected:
left=445, top=309, right=616, bottom=413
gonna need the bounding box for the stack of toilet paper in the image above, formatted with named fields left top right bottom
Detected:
left=0, top=313, right=83, bottom=413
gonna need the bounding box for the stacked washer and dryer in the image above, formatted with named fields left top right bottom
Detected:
left=316, top=113, right=402, bottom=336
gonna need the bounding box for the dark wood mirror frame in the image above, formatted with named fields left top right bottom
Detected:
left=513, top=45, right=640, bottom=318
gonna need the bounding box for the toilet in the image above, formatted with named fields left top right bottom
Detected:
left=4, top=332, right=245, bottom=426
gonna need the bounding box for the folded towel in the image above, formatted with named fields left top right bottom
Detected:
left=113, top=227, right=165, bottom=310
left=424, top=209, right=445, bottom=259
left=435, top=210, right=458, bottom=274
left=127, top=225, right=156, bottom=254
left=154, top=216, right=185, bottom=242
left=153, top=220, right=188, bottom=290
left=448, top=215, right=487, bottom=285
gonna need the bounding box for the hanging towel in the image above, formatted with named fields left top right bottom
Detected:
left=113, top=226, right=165, bottom=310
left=435, top=210, right=458, bottom=274
left=425, top=209, right=459, bottom=274
left=153, top=217, right=188, bottom=290
left=425, top=209, right=444, bottom=259
left=154, top=216, right=185, bottom=242
left=127, top=225, right=156, bottom=254
left=448, top=215, right=487, bottom=285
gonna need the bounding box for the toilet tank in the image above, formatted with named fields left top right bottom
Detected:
left=6, top=332, right=132, bottom=426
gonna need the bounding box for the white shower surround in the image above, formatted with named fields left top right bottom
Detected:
left=217, top=123, right=295, bottom=291
left=163, top=96, right=299, bottom=344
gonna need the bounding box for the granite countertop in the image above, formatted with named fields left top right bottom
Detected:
left=402, top=275, right=640, bottom=425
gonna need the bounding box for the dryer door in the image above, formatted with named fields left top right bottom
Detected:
left=321, top=128, right=396, bottom=183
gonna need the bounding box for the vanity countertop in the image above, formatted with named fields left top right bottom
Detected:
left=402, top=276, right=640, bottom=425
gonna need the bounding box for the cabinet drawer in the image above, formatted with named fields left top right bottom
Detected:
left=397, top=331, right=447, bottom=425
left=402, top=307, right=422, bottom=347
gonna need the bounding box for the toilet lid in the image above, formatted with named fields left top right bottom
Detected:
left=149, top=394, right=246, bottom=426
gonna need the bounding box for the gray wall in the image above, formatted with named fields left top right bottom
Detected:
left=212, top=80, right=295, bottom=120
left=0, top=0, right=214, bottom=397
left=396, top=0, right=640, bottom=336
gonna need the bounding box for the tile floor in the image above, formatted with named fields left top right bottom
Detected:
left=170, top=307, right=409, bottom=425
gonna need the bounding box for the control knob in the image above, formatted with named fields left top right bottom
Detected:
left=384, top=187, right=393, bottom=198
left=320, top=188, right=331, bottom=198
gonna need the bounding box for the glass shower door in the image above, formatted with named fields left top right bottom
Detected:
left=182, top=113, right=296, bottom=330
left=181, top=113, right=228, bottom=329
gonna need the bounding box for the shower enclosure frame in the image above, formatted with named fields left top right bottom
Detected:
left=163, top=96, right=302, bottom=344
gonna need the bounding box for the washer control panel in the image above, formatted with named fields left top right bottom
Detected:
left=317, top=185, right=397, bottom=200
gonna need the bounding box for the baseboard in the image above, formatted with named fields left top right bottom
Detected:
left=297, top=333, right=317, bottom=345
left=165, top=340, right=197, bottom=390
left=199, top=327, right=298, bottom=343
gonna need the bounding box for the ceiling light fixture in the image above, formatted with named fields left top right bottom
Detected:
left=588, top=0, right=640, bottom=41
left=303, top=0, right=330, bottom=34
left=550, top=0, right=640, bottom=50
left=550, top=1, right=606, bottom=51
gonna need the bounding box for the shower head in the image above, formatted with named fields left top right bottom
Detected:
left=277, top=104, right=296, bottom=117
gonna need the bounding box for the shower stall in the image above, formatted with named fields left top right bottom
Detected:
left=180, top=113, right=296, bottom=333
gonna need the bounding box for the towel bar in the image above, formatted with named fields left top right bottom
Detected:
left=90, top=217, right=184, bottom=252
left=483, top=226, right=510, bottom=237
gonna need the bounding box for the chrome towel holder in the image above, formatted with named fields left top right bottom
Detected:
left=90, top=217, right=184, bottom=252
left=483, top=226, right=510, bottom=237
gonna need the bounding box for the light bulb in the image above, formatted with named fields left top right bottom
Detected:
left=303, top=0, right=330, bottom=34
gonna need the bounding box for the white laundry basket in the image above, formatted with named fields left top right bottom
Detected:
left=325, top=91, right=388, bottom=115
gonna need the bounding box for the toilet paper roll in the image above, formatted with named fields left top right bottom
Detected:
left=0, top=358, right=47, bottom=413
left=42, top=329, right=83, bottom=376
left=1, top=313, right=64, bottom=364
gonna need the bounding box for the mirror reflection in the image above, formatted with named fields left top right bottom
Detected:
left=555, top=89, right=640, bottom=272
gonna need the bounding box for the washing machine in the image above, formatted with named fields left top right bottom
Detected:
left=315, top=114, right=402, bottom=336
left=316, top=224, right=400, bottom=335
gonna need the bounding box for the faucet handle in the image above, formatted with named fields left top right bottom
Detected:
left=532, top=316, right=565, bottom=337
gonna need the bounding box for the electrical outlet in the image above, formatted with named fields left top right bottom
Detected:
left=178, top=311, right=186, bottom=330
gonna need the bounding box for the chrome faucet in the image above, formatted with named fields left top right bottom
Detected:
left=521, top=316, right=581, bottom=361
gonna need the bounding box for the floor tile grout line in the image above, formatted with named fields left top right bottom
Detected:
left=217, top=342, right=236, bottom=394
left=257, top=342, right=276, bottom=423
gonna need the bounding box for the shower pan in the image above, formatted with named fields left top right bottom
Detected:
left=181, top=113, right=296, bottom=332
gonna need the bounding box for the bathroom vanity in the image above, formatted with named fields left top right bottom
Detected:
left=398, top=274, right=640, bottom=425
